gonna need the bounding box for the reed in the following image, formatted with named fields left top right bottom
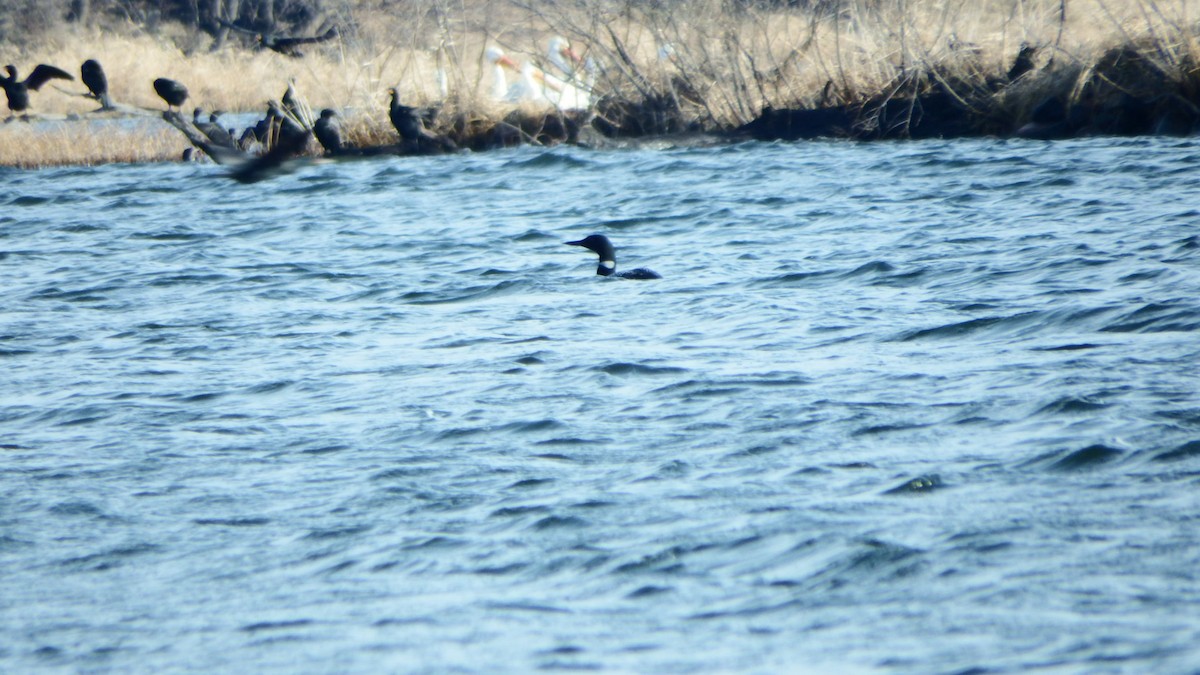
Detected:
left=3, top=0, right=1200, bottom=167
left=0, top=120, right=185, bottom=168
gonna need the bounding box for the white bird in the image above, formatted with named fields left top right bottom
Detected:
left=485, top=46, right=513, bottom=101
left=485, top=45, right=593, bottom=111
left=485, top=46, right=553, bottom=106
left=547, top=36, right=584, bottom=79
left=544, top=36, right=595, bottom=110
left=541, top=71, right=590, bottom=110
left=435, top=68, right=449, bottom=100
left=434, top=46, right=450, bottom=100
left=509, top=62, right=553, bottom=106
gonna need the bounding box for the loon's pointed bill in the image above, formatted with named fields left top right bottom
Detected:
left=566, top=234, right=662, bottom=280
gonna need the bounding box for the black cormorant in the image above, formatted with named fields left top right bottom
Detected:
left=1007, top=43, right=1038, bottom=82
left=281, top=79, right=303, bottom=119
left=267, top=99, right=310, bottom=150
left=1, top=64, right=73, bottom=118
left=313, top=108, right=345, bottom=155
left=81, top=59, right=112, bottom=109
left=227, top=120, right=313, bottom=183
left=193, top=108, right=237, bottom=148
left=216, top=19, right=338, bottom=58
left=387, top=88, right=456, bottom=152
left=258, top=26, right=339, bottom=58
left=153, top=78, right=189, bottom=111
left=387, top=87, right=425, bottom=141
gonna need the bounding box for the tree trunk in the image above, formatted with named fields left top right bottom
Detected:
left=206, top=0, right=228, bottom=48
left=258, top=0, right=274, bottom=30
left=68, top=0, right=90, bottom=24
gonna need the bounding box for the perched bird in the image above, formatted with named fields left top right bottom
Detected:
left=387, top=87, right=426, bottom=141
left=247, top=101, right=275, bottom=144
left=544, top=36, right=595, bottom=111
left=546, top=36, right=585, bottom=80
left=485, top=47, right=550, bottom=105
left=1007, top=43, right=1039, bottom=82
left=485, top=47, right=515, bottom=101
left=80, top=59, right=112, bottom=109
left=281, top=78, right=302, bottom=119
left=238, top=126, right=261, bottom=150
left=193, top=108, right=237, bottom=149
left=508, top=62, right=552, bottom=106
left=161, top=102, right=311, bottom=182
left=484, top=45, right=589, bottom=111
left=153, top=78, right=188, bottom=111
left=267, top=99, right=310, bottom=150
left=387, top=88, right=456, bottom=152
left=566, top=234, right=662, bottom=279
left=1, top=64, right=73, bottom=118
left=227, top=126, right=312, bottom=183
left=313, top=108, right=345, bottom=154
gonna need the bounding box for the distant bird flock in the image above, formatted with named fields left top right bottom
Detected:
left=2, top=35, right=604, bottom=181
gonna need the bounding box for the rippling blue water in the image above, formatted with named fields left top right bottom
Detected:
left=2, top=136, right=1199, bottom=672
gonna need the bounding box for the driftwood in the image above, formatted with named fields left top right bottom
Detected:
left=162, top=110, right=313, bottom=182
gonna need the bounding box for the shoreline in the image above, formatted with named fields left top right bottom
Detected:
left=5, top=70, right=1197, bottom=172
left=5, top=2, right=1200, bottom=169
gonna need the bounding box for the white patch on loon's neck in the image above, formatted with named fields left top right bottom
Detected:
left=600, top=260, right=615, bottom=269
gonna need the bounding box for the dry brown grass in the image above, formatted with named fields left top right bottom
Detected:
left=597, top=0, right=1200, bottom=120
left=0, top=119, right=186, bottom=168
left=3, top=0, right=1200, bottom=166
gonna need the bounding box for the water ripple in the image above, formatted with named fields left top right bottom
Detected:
left=2, top=138, right=1199, bottom=673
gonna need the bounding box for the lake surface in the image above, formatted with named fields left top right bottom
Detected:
left=2, top=136, right=1199, bottom=673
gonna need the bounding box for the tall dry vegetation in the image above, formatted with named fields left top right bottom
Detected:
left=3, top=0, right=1200, bottom=166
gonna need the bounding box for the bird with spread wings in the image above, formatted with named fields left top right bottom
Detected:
left=217, top=18, right=338, bottom=58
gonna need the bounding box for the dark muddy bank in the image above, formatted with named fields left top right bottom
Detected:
left=407, top=43, right=1200, bottom=155
left=734, top=44, right=1200, bottom=142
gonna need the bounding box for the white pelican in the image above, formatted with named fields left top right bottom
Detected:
left=485, top=45, right=592, bottom=111
left=485, top=46, right=515, bottom=101
left=509, top=62, right=553, bottom=106
left=544, top=37, right=595, bottom=110
left=547, top=36, right=585, bottom=79
left=540, top=71, right=590, bottom=110
left=486, top=47, right=551, bottom=106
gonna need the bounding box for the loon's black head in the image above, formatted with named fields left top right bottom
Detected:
left=565, top=234, right=662, bottom=280
left=566, top=234, right=617, bottom=276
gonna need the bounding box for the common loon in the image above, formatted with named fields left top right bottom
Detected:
left=566, top=234, right=662, bottom=280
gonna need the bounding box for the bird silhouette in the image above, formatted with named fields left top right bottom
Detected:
left=193, top=108, right=237, bottom=149
left=313, top=108, right=345, bottom=155
left=153, top=78, right=188, bottom=111
left=2, top=64, right=73, bottom=119
left=566, top=234, right=662, bottom=279
left=80, top=59, right=113, bottom=110
left=387, top=88, right=456, bottom=153
left=218, top=19, right=338, bottom=58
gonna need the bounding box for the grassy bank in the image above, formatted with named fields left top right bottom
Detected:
left=0, top=119, right=183, bottom=168
left=3, top=0, right=1200, bottom=167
